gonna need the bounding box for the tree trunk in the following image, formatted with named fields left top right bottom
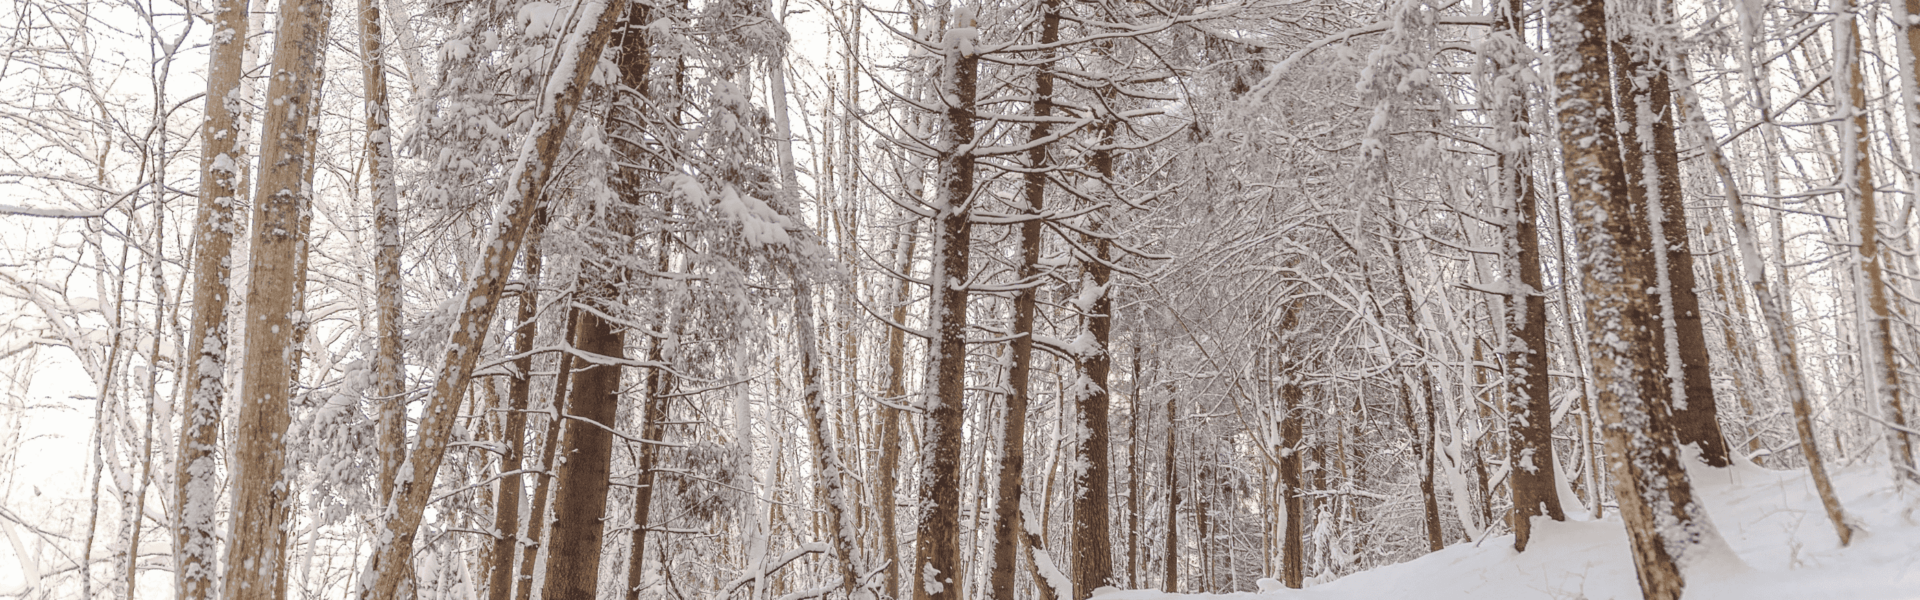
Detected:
left=988, top=0, right=1058, bottom=595
left=1838, top=0, right=1918, bottom=483
left=1069, top=126, right=1116, bottom=600
left=221, top=0, right=328, bottom=595
left=485, top=240, right=540, bottom=600
left=359, top=0, right=415, bottom=594
left=1673, top=53, right=1854, bottom=547
left=910, top=6, right=979, bottom=600
left=1549, top=1, right=1730, bottom=595
left=540, top=296, right=624, bottom=600
left=356, top=3, right=632, bottom=597
left=1161, top=381, right=1177, bottom=593
left=1495, top=0, right=1564, bottom=552
left=177, top=0, right=251, bottom=592
left=1611, top=3, right=1730, bottom=466
left=516, top=307, right=577, bottom=600
left=1278, top=363, right=1304, bottom=589
left=875, top=227, right=916, bottom=600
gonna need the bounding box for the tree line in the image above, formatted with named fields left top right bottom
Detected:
left=0, top=0, right=1916, bottom=598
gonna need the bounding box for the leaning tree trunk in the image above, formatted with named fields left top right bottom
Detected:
left=910, top=7, right=980, bottom=600
left=221, top=0, right=327, bottom=596
left=177, top=0, right=252, bottom=593
left=1837, top=0, right=1918, bottom=483
left=1549, top=0, right=1731, bottom=596
left=1672, top=54, right=1855, bottom=546
left=356, top=3, right=633, bottom=598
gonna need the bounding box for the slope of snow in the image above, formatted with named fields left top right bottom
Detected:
left=1101, top=459, right=1920, bottom=600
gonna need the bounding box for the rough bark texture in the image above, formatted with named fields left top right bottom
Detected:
left=1497, top=0, right=1563, bottom=552
left=220, top=0, right=327, bottom=595
left=1551, top=1, right=1725, bottom=596
left=361, top=0, right=413, bottom=594
left=540, top=298, right=624, bottom=600
left=356, top=3, right=630, bottom=597
left=910, top=8, right=978, bottom=600
left=875, top=228, right=916, bottom=600
left=1611, top=5, right=1729, bottom=465
left=1277, top=363, right=1304, bottom=589
left=177, top=0, right=251, bottom=594
left=1162, top=382, right=1177, bottom=592
left=988, top=1, right=1058, bottom=596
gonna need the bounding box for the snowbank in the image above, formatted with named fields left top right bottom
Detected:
left=1099, top=460, right=1920, bottom=599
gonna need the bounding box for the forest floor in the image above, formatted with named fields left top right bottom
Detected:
left=1103, top=456, right=1920, bottom=599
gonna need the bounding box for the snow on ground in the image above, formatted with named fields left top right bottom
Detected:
left=1100, top=459, right=1920, bottom=600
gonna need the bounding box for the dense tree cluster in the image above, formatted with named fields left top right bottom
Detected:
left=1, top=0, right=1916, bottom=598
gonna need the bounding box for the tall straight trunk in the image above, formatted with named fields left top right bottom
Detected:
left=1070, top=240, right=1114, bottom=598
left=1125, top=346, right=1140, bottom=588
left=222, top=0, right=328, bottom=596
left=177, top=0, right=251, bottom=593
left=1277, top=361, right=1304, bottom=589
left=1838, top=0, right=1918, bottom=483
left=910, top=7, right=979, bottom=600
left=357, top=3, right=632, bottom=598
left=515, top=307, right=577, bottom=600
left=988, top=1, right=1058, bottom=595
left=485, top=238, right=540, bottom=600
left=1550, top=2, right=1730, bottom=596
left=1069, top=215, right=1115, bottom=599
left=540, top=294, right=625, bottom=600
left=1161, top=381, right=1177, bottom=592
left=1613, top=2, right=1730, bottom=466
left=624, top=318, right=669, bottom=600
left=1672, top=55, right=1854, bottom=545
left=361, top=0, right=413, bottom=592
left=1495, top=0, right=1563, bottom=552
left=875, top=227, right=916, bottom=600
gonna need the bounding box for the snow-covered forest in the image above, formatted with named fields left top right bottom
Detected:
left=1, top=0, right=1918, bottom=596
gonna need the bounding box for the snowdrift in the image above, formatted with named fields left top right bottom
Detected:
left=1100, top=459, right=1920, bottom=599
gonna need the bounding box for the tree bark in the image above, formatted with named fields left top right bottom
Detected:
left=1161, top=381, right=1177, bottom=593
left=516, top=307, right=577, bottom=600
left=910, top=6, right=979, bottom=600
left=1495, top=0, right=1564, bottom=552
left=540, top=294, right=625, bottom=600
left=1672, top=53, right=1854, bottom=547
left=356, top=3, right=631, bottom=597
left=177, top=0, right=252, bottom=593
left=1550, top=1, right=1730, bottom=595
left=988, top=1, right=1058, bottom=595
left=485, top=239, right=540, bottom=600
left=221, top=0, right=328, bottom=595
left=1611, top=2, right=1730, bottom=466
left=1837, top=0, right=1918, bottom=483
